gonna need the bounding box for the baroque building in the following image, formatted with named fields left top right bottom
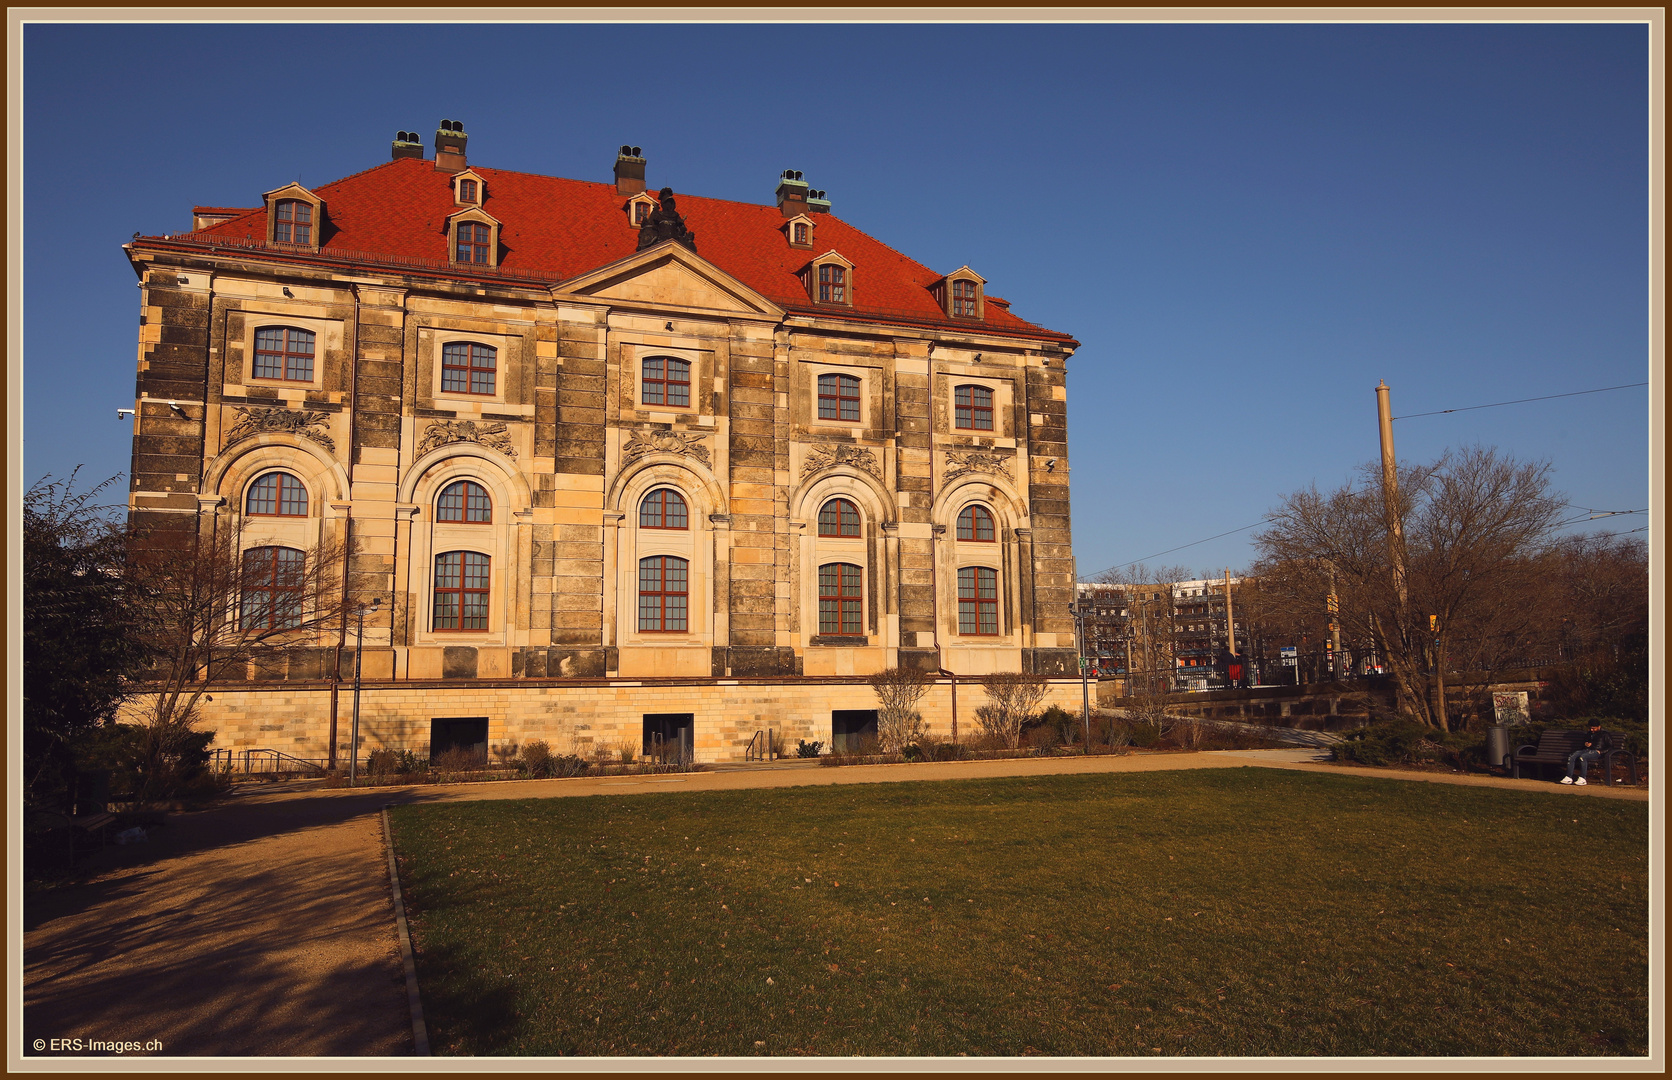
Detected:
left=125, top=122, right=1081, bottom=763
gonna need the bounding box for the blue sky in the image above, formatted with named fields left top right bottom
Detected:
left=20, top=19, right=1652, bottom=578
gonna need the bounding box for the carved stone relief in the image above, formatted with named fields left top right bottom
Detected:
left=417, top=419, right=517, bottom=458
left=622, top=429, right=711, bottom=467
left=943, top=449, right=1013, bottom=482
left=802, top=442, right=881, bottom=481
left=223, top=406, right=335, bottom=452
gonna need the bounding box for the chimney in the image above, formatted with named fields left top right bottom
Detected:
left=391, top=130, right=424, bottom=161
left=807, top=188, right=831, bottom=214
left=434, top=119, right=467, bottom=173
left=775, top=169, right=808, bottom=218
left=615, top=146, right=646, bottom=195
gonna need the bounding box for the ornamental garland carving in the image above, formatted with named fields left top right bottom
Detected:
left=622, top=430, right=711, bottom=467
left=223, top=406, right=335, bottom=452
left=803, top=442, right=881, bottom=481
left=417, top=419, right=517, bottom=459
left=943, top=450, right=1013, bottom=482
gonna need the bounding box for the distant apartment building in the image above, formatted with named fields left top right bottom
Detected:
left=1075, top=577, right=1252, bottom=691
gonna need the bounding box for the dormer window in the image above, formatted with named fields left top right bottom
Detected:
left=625, top=192, right=659, bottom=230
left=263, top=183, right=323, bottom=251
left=935, top=267, right=987, bottom=320
left=457, top=178, right=478, bottom=203
left=783, top=213, right=815, bottom=250
left=446, top=207, right=501, bottom=268
left=805, top=251, right=854, bottom=308
left=274, top=200, right=311, bottom=245
left=452, top=169, right=486, bottom=206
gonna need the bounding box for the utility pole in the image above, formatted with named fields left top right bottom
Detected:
left=1070, top=599, right=1092, bottom=752
left=1326, top=561, right=1341, bottom=678
left=1223, top=568, right=1236, bottom=657
left=1376, top=380, right=1415, bottom=718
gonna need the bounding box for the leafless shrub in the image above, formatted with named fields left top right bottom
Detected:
left=869, top=666, right=933, bottom=752
left=978, top=673, right=1050, bottom=749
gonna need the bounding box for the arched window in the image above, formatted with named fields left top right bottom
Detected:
left=240, top=546, right=305, bottom=629
left=956, top=504, right=996, bottom=542
left=252, top=327, right=315, bottom=382
left=433, top=551, right=491, bottom=631
left=437, top=480, right=492, bottom=523
left=954, top=384, right=994, bottom=431
left=958, top=566, right=999, bottom=636
left=817, top=498, right=861, bottom=538
left=818, top=563, right=864, bottom=636
left=817, top=373, right=860, bottom=421
left=642, top=357, right=691, bottom=407
left=245, top=472, right=308, bottom=517
left=638, top=556, right=689, bottom=632
left=456, top=221, right=492, bottom=264
left=274, top=199, right=312, bottom=245
left=640, top=488, right=689, bottom=529
left=441, top=342, right=496, bottom=395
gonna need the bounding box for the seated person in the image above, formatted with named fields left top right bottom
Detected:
left=1560, top=720, right=1614, bottom=786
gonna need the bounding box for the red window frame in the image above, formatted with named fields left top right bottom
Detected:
left=441, top=342, right=496, bottom=395
left=252, top=326, right=316, bottom=382
left=958, top=566, right=999, bottom=636
left=957, top=504, right=996, bottom=542
left=817, top=498, right=861, bottom=538
left=245, top=472, right=308, bottom=517
left=818, top=563, right=864, bottom=636
left=633, top=202, right=650, bottom=225
left=274, top=199, right=312, bottom=245
left=638, top=556, right=689, bottom=632
left=433, top=551, right=491, bottom=631
left=240, top=546, right=306, bottom=630
left=457, top=178, right=478, bottom=203
left=818, top=263, right=846, bottom=304
left=639, top=488, right=689, bottom=530
left=793, top=222, right=808, bottom=244
left=641, top=357, right=691, bottom=407
left=455, top=221, right=492, bottom=264
left=954, top=384, right=994, bottom=431
left=436, top=480, right=492, bottom=523
left=952, top=279, right=978, bottom=317
left=817, top=373, right=861, bottom=422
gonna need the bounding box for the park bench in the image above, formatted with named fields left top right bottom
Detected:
left=1511, top=729, right=1637, bottom=785
left=30, top=809, right=117, bottom=867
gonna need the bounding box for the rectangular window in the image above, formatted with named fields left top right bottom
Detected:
left=274, top=200, right=312, bottom=245
left=252, top=327, right=316, bottom=382
left=434, top=551, right=490, bottom=631
left=455, top=221, right=491, bottom=264
left=958, top=566, right=999, bottom=635
left=817, top=373, right=860, bottom=422
left=954, top=384, right=994, bottom=431
left=441, top=342, right=497, bottom=396
left=639, top=556, right=689, bottom=632
left=952, top=279, right=978, bottom=317
left=793, top=222, right=808, bottom=244
left=642, top=357, right=691, bottom=408
left=818, top=563, right=863, bottom=636
left=818, top=264, right=846, bottom=304
left=458, top=179, right=477, bottom=203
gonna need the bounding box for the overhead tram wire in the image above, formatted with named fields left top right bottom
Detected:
left=1392, top=382, right=1647, bottom=420
left=1090, top=520, right=1267, bottom=578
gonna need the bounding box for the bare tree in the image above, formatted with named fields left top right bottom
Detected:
left=126, top=520, right=354, bottom=783
left=977, top=672, right=1051, bottom=749
left=1093, top=563, right=1191, bottom=697
left=868, top=666, right=933, bottom=752
left=1256, top=446, right=1562, bottom=731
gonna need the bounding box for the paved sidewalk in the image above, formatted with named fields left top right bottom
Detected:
left=22, top=747, right=1645, bottom=1060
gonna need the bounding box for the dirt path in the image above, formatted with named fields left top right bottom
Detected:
left=21, top=746, right=1645, bottom=1061
left=23, top=790, right=412, bottom=1058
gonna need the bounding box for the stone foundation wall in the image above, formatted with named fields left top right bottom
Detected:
left=123, top=677, right=1087, bottom=764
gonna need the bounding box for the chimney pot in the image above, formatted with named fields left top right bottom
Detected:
left=775, top=171, right=810, bottom=218
left=615, top=146, right=646, bottom=195
left=391, top=130, right=424, bottom=161
left=434, top=120, right=468, bottom=173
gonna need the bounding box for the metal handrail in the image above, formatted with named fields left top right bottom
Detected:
left=211, top=748, right=327, bottom=777
left=745, top=730, right=764, bottom=762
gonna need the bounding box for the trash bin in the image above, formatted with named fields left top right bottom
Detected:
left=1486, top=724, right=1511, bottom=774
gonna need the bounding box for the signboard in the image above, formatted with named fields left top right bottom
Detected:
left=1280, top=646, right=1298, bottom=666
left=1492, top=691, right=1530, bottom=726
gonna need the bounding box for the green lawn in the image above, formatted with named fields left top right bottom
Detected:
left=389, top=769, right=1649, bottom=1057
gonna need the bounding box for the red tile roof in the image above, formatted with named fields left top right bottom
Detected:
left=174, top=158, right=1075, bottom=345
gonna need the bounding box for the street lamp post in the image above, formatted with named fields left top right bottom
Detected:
left=349, top=597, right=381, bottom=786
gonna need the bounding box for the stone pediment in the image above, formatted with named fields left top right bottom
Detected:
left=553, top=243, right=784, bottom=321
